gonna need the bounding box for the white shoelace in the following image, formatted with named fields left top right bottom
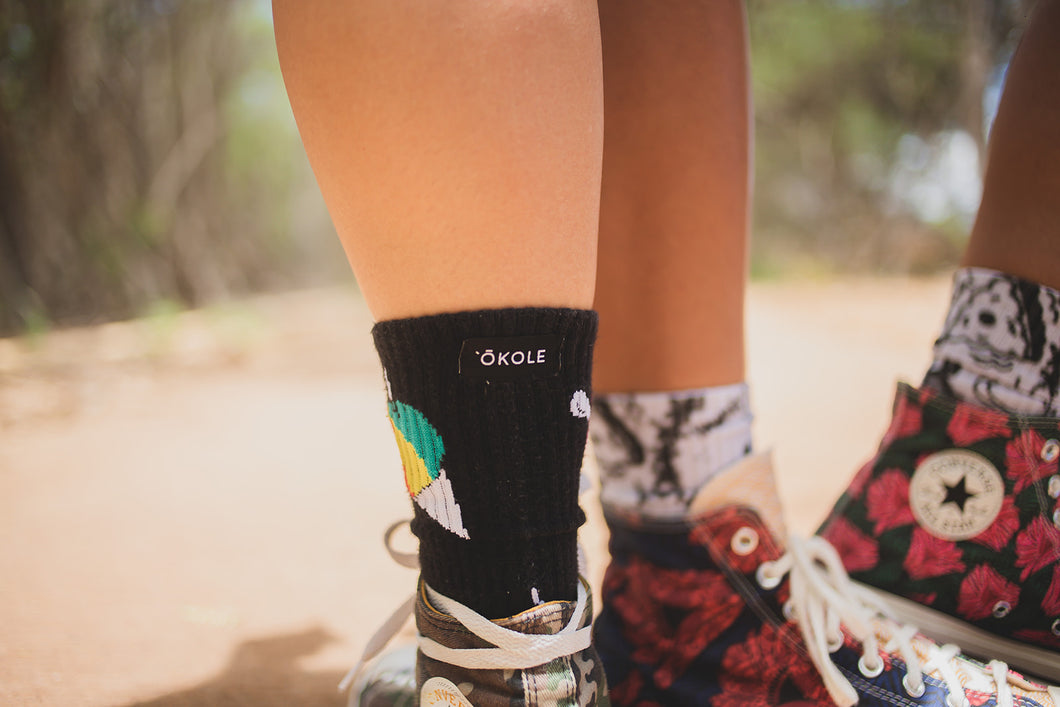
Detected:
left=338, top=521, right=419, bottom=699
left=419, top=581, right=591, bottom=670
left=758, top=534, right=1013, bottom=707
left=339, top=523, right=1026, bottom=707
left=338, top=521, right=592, bottom=701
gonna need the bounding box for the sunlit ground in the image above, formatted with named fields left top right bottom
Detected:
left=0, top=275, right=952, bottom=706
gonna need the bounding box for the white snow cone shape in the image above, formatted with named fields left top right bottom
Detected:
left=388, top=400, right=470, bottom=539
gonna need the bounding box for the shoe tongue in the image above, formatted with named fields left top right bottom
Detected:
left=687, top=452, right=787, bottom=542
left=492, top=578, right=592, bottom=634
left=495, top=597, right=578, bottom=634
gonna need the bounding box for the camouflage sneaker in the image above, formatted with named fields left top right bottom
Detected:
left=352, top=645, right=418, bottom=707
left=819, top=383, right=1060, bottom=682
left=346, top=577, right=609, bottom=707
left=596, top=453, right=1060, bottom=706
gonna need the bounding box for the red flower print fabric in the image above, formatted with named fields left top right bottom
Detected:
left=817, top=383, right=1060, bottom=658
left=1007, top=429, right=1058, bottom=495
left=1015, top=517, right=1060, bottom=581
left=714, top=623, right=832, bottom=707
left=971, top=497, right=1020, bottom=552
left=824, top=516, right=879, bottom=573
left=956, top=564, right=1020, bottom=621
left=866, top=470, right=916, bottom=535
left=904, top=528, right=966, bottom=580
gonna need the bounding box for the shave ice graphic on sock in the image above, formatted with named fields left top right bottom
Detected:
left=388, top=400, right=470, bottom=539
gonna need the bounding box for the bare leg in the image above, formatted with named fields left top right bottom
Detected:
left=274, top=0, right=603, bottom=319
left=921, top=0, right=1060, bottom=416
left=593, top=0, right=750, bottom=393
left=963, top=0, right=1060, bottom=290
left=582, top=7, right=1037, bottom=704
left=274, top=0, right=608, bottom=664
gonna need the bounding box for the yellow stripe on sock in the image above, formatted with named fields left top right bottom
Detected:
left=393, top=422, right=434, bottom=496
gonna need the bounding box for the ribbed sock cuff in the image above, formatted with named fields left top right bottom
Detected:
left=924, top=267, right=1060, bottom=416
left=590, top=383, right=754, bottom=518
left=373, top=307, right=597, bottom=617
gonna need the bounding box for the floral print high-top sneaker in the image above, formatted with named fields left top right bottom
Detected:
left=596, top=453, right=1060, bottom=706
left=819, top=383, right=1060, bottom=684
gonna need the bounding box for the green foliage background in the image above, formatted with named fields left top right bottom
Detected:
left=0, top=0, right=1031, bottom=335
left=749, top=0, right=1025, bottom=276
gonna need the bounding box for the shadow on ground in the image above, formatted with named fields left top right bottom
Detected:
left=123, top=628, right=348, bottom=707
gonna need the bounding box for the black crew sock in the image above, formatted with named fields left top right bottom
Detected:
left=372, top=307, right=596, bottom=619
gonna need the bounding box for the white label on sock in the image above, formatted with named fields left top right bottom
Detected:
left=421, top=677, right=475, bottom=707
left=459, top=335, right=562, bottom=380
left=909, top=450, right=1004, bottom=541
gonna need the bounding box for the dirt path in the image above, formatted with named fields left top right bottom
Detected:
left=0, top=278, right=951, bottom=706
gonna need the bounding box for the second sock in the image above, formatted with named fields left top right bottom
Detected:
left=924, top=267, right=1060, bottom=416
left=589, top=383, right=753, bottom=518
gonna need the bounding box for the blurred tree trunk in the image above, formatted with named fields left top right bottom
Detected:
left=747, top=0, right=1029, bottom=276
left=960, top=1, right=991, bottom=158
left=0, top=0, right=278, bottom=334
left=960, top=0, right=1035, bottom=160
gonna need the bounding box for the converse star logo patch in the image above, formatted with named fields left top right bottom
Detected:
left=421, top=677, right=475, bottom=707
left=941, top=475, right=973, bottom=512
left=909, top=450, right=1004, bottom=541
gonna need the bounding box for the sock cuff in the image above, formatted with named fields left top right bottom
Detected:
left=590, top=383, right=754, bottom=517
left=594, top=382, right=751, bottom=408
left=926, top=267, right=1060, bottom=416
left=373, top=306, right=597, bottom=374
left=954, top=266, right=1060, bottom=294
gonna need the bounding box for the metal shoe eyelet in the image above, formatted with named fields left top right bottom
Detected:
left=782, top=601, right=796, bottom=622
left=1049, top=475, right=1060, bottom=499
left=1042, top=439, right=1060, bottom=463
left=902, top=674, right=926, bottom=698
left=756, top=562, right=782, bottom=590
left=1053, top=509, right=1060, bottom=530
left=731, top=527, right=759, bottom=556
left=857, top=654, right=884, bottom=678
left=992, top=601, right=1012, bottom=618
left=1051, top=618, right=1060, bottom=637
